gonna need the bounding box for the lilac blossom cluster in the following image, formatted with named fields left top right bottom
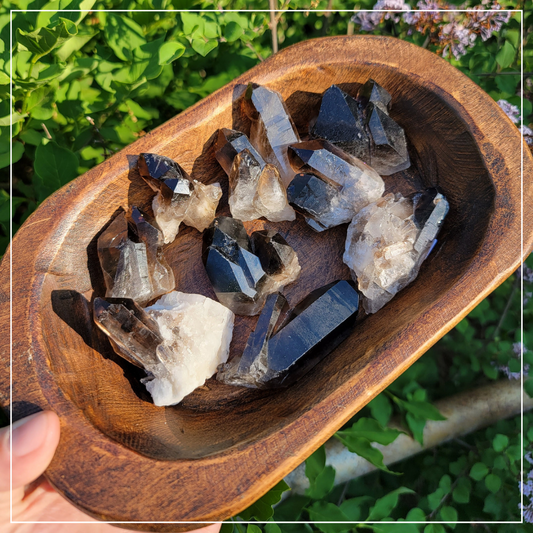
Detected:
left=498, top=342, right=530, bottom=380
left=520, top=453, right=533, bottom=523
left=351, top=0, right=511, bottom=60
left=498, top=100, right=533, bottom=147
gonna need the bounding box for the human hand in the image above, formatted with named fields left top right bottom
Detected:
left=1, top=410, right=221, bottom=533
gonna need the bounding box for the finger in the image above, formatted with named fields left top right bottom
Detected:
left=0, top=411, right=61, bottom=491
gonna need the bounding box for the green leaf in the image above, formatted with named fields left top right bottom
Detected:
left=469, top=462, right=489, bottom=481
left=34, top=141, right=78, bottom=190
left=452, top=478, right=471, bottom=504
left=265, top=522, right=282, bottom=533
left=55, top=30, right=95, bottom=62
left=337, top=417, right=401, bottom=445
left=239, top=480, right=290, bottom=521
left=368, top=394, right=392, bottom=427
left=0, top=113, right=27, bottom=127
left=367, top=487, right=415, bottom=520
left=485, top=473, right=502, bottom=493
left=339, top=496, right=372, bottom=521
left=17, top=18, right=77, bottom=62
left=406, top=412, right=426, bottom=446
left=373, top=524, right=419, bottom=533
left=225, top=21, right=244, bottom=42
left=424, top=525, right=446, bottom=533
left=181, top=12, right=204, bottom=36
left=492, top=434, right=509, bottom=452
left=525, top=379, right=533, bottom=398
left=335, top=434, right=397, bottom=474
left=396, top=398, right=446, bottom=421
left=191, top=39, right=218, bottom=57
left=482, top=362, right=499, bottom=380
left=495, top=74, right=520, bottom=96
left=247, top=525, right=262, bottom=533
left=439, top=505, right=458, bottom=525
left=158, top=41, right=186, bottom=65
left=496, top=40, right=516, bottom=69
left=306, top=502, right=351, bottom=533
left=305, top=446, right=326, bottom=482
left=0, top=141, right=24, bottom=169
left=406, top=507, right=426, bottom=521
left=104, top=14, right=146, bottom=62
left=306, top=466, right=335, bottom=500
left=427, top=488, right=445, bottom=511
left=220, top=522, right=234, bottom=533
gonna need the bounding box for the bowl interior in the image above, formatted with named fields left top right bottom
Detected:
left=39, top=62, right=494, bottom=460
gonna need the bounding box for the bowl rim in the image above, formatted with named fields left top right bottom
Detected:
left=2, top=34, right=532, bottom=528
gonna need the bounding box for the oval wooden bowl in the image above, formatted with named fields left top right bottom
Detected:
left=1, top=36, right=532, bottom=530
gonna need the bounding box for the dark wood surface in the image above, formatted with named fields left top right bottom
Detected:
left=1, top=36, right=531, bottom=530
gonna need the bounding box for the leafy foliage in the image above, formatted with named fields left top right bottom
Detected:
left=2, top=0, right=532, bottom=530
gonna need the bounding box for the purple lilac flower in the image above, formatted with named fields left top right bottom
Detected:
left=352, top=0, right=411, bottom=31
left=498, top=99, right=521, bottom=123
left=440, top=20, right=476, bottom=60
left=403, top=0, right=445, bottom=26
left=521, top=125, right=533, bottom=146
left=466, top=2, right=511, bottom=41
left=521, top=501, right=533, bottom=523
left=518, top=264, right=533, bottom=283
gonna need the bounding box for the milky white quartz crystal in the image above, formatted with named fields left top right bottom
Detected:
left=343, top=192, right=446, bottom=314
left=142, top=291, right=234, bottom=406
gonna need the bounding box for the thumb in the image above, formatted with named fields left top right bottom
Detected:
left=0, top=411, right=61, bottom=491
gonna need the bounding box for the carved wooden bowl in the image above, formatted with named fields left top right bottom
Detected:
left=1, top=36, right=531, bottom=530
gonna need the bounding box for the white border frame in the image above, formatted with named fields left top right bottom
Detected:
left=8, top=5, right=526, bottom=528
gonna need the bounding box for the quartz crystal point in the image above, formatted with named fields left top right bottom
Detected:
left=310, top=85, right=370, bottom=161
left=217, top=280, right=360, bottom=388
left=97, top=207, right=175, bottom=306
left=288, top=140, right=385, bottom=229
left=357, top=80, right=410, bottom=176
left=242, top=83, right=300, bottom=186
left=138, top=153, right=222, bottom=243
left=357, top=78, right=392, bottom=113
left=343, top=190, right=449, bottom=314
left=227, top=149, right=295, bottom=222
left=202, top=217, right=300, bottom=315
left=93, top=297, right=164, bottom=368
left=287, top=173, right=344, bottom=232
left=214, top=127, right=266, bottom=175
left=310, top=80, right=410, bottom=176
left=94, top=292, right=234, bottom=407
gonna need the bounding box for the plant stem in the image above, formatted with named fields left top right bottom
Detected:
left=490, top=274, right=520, bottom=343
left=245, top=42, right=264, bottom=61
left=269, top=0, right=278, bottom=54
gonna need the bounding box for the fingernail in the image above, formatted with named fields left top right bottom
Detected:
left=9, top=412, right=50, bottom=458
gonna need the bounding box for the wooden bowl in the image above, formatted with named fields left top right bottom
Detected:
left=1, top=36, right=531, bottom=530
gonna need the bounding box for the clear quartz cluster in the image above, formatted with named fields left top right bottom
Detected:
left=343, top=189, right=449, bottom=314
left=287, top=139, right=385, bottom=231
left=311, top=80, right=410, bottom=176
left=97, top=207, right=175, bottom=306
left=214, top=128, right=295, bottom=223
left=94, top=291, right=234, bottom=406
left=138, top=153, right=222, bottom=244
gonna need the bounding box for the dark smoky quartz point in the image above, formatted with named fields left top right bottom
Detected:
left=217, top=280, right=360, bottom=388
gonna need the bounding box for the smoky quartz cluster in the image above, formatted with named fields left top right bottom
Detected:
left=88, top=77, right=448, bottom=404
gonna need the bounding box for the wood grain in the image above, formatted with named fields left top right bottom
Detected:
left=1, top=36, right=532, bottom=530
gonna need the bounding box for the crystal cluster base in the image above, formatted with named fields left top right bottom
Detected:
left=94, top=292, right=234, bottom=406
left=138, top=153, right=222, bottom=244
left=343, top=190, right=449, bottom=314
